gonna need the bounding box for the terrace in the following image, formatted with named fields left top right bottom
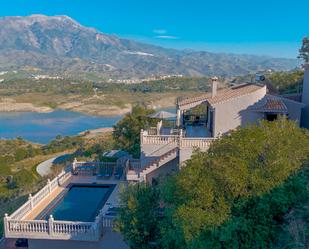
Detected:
left=146, top=104, right=213, bottom=139
left=141, top=127, right=214, bottom=149
left=4, top=161, right=126, bottom=242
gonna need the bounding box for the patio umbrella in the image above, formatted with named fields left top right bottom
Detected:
left=147, top=111, right=176, bottom=119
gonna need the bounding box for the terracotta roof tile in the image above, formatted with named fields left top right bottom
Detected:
left=253, top=96, right=288, bottom=113
left=178, top=83, right=264, bottom=107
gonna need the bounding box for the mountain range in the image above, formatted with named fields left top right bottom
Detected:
left=0, top=15, right=299, bottom=79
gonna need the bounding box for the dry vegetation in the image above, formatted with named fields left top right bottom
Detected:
left=0, top=77, right=212, bottom=115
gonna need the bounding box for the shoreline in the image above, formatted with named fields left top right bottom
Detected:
left=0, top=102, right=53, bottom=113
left=0, top=92, right=179, bottom=117
left=0, top=104, right=176, bottom=117
left=0, top=106, right=128, bottom=117
left=0, top=127, right=115, bottom=145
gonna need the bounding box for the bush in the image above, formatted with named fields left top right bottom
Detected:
left=118, top=119, right=309, bottom=248
left=113, top=106, right=156, bottom=158
left=8, top=169, right=34, bottom=189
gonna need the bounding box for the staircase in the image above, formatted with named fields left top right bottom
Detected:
left=126, top=147, right=178, bottom=182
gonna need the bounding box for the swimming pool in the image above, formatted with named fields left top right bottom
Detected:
left=48, top=184, right=115, bottom=222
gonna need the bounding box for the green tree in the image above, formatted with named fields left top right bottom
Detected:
left=298, top=37, right=309, bottom=63
left=118, top=118, right=309, bottom=248
left=268, top=71, right=303, bottom=94
left=165, top=118, right=309, bottom=240
left=113, top=106, right=155, bottom=158
left=8, top=169, right=34, bottom=189
left=117, top=184, right=162, bottom=249
left=14, top=148, right=28, bottom=161
left=187, top=171, right=308, bottom=249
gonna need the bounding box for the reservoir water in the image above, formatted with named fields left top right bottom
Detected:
left=0, top=110, right=122, bottom=144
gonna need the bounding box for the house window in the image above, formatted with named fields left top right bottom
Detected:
left=265, top=113, right=278, bottom=121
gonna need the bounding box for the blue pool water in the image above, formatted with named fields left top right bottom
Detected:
left=0, top=110, right=122, bottom=144
left=50, top=184, right=115, bottom=222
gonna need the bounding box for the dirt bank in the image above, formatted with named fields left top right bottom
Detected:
left=0, top=98, right=53, bottom=113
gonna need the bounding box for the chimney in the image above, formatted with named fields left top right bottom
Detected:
left=211, top=76, right=218, bottom=98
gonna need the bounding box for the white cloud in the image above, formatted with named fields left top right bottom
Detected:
left=155, top=35, right=179, bottom=40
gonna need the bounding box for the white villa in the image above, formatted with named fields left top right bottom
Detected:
left=4, top=64, right=309, bottom=248
left=127, top=66, right=308, bottom=183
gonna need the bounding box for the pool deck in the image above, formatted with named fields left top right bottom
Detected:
left=24, top=175, right=125, bottom=221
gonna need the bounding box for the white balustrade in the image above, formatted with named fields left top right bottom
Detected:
left=9, top=201, right=32, bottom=220
left=7, top=219, right=48, bottom=234
left=102, top=217, right=115, bottom=228
left=52, top=220, right=95, bottom=235
left=180, top=138, right=215, bottom=148
left=141, top=132, right=215, bottom=149
left=9, top=171, right=72, bottom=220
left=5, top=218, right=100, bottom=241
left=142, top=135, right=179, bottom=145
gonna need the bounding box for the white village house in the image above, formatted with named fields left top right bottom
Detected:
left=3, top=64, right=309, bottom=249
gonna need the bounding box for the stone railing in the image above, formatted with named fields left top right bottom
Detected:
left=179, top=137, right=216, bottom=149
left=5, top=216, right=100, bottom=241
left=9, top=170, right=71, bottom=220
left=5, top=219, right=48, bottom=235
left=141, top=135, right=179, bottom=145
left=141, top=131, right=215, bottom=149
left=141, top=147, right=178, bottom=174
left=52, top=220, right=98, bottom=240
left=126, top=147, right=179, bottom=182
left=5, top=204, right=116, bottom=242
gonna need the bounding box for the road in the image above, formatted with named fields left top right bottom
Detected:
left=36, top=153, right=68, bottom=177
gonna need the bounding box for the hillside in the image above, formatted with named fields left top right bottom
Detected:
left=0, top=15, right=298, bottom=79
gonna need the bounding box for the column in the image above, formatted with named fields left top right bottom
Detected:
left=156, top=120, right=162, bottom=135
left=47, top=179, right=52, bottom=194
left=48, top=215, right=54, bottom=236
left=72, top=157, right=77, bottom=174
left=176, top=108, right=181, bottom=127
left=28, top=194, right=33, bottom=210
left=140, top=129, right=144, bottom=145
left=4, top=213, right=9, bottom=236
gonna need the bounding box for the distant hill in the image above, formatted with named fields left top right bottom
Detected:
left=0, top=15, right=299, bottom=79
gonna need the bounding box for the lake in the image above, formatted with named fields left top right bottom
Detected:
left=0, top=110, right=122, bottom=144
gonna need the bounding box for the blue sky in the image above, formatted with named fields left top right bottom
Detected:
left=0, top=0, right=308, bottom=58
